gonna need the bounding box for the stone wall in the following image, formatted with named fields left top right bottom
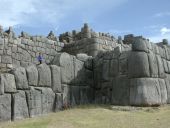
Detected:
left=93, top=37, right=170, bottom=106
left=0, top=29, right=62, bottom=72
left=0, top=52, right=93, bottom=122
left=60, top=23, right=118, bottom=56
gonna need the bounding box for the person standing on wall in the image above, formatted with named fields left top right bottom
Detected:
left=37, top=53, right=43, bottom=64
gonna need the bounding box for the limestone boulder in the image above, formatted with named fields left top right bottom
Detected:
left=12, top=90, right=29, bottom=120
left=128, top=52, right=150, bottom=78
left=37, top=64, right=51, bottom=87
left=156, top=55, right=166, bottom=78
left=0, top=94, right=11, bottom=122
left=132, top=38, right=148, bottom=52
left=13, top=67, right=29, bottom=89
left=112, top=77, right=130, bottom=105
left=1, top=73, right=16, bottom=93
left=50, top=65, right=62, bottom=93
left=54, top=93, right=63, bottom=111
left=25, top=87, right=42, bottom=117
left=148, top=52, right=158, bottom=77
left=52, top=53, right=74, bottom=84
left=37, top=88, right=55, bottom=114
left=26, top=65, right=38, bottom=86
left=130, top=78, right=167, bottom=106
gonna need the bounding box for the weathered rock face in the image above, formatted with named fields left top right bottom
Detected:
left=26, top=65, right=38, bottom=86
left=0, top=94, right=11, bottom=122
left=37, top=64, right=51, bottom=87
left=13, top=67, right=29, bottom=89
left=1, top=73, right=17, bottom=93
left=12, top=90, right=29, bottom=120
left=0, top=29, right=170, bottom=123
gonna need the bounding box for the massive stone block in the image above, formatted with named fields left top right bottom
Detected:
left=102, top=60, right=110, bottom=82
left=50, top=65, right=62, bottom=93
left=52, top=53, right=74, bottom=84
left=132, top=38, right=148, bottom=52
left=130, top=78, right=167, bottom=106
left=0, top=94, right=11, bottom=122
left=54, top=93, right=63, bottom=111
left=13, top=67, right=29, bottom=89
left=156, top=55, right=165, bottom=78
left=37, top=64, right=51, bottom=87
left=1, top=73, right=16, bottom=93
left=62, top=84, right=71, bottom=106
left=128, top=52, right=150, bottom=78
left=38, top=88, right=55, bottom=114
left=112, top=77, right=130, bottom=105
left=12, top=90, right=29, bottom=120
left=148, top=52, right=159, bottom=77
left=165, top=74, right=170, bottom=103
left=25, top=87, right=42, bottom=117
left=26, top=65, right=38, bottom=86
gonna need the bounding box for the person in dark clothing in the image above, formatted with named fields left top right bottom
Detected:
left=37, top=53, right=43, bottom=64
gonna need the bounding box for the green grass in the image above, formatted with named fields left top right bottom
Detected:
left=1, top=105, right=170, bottom=128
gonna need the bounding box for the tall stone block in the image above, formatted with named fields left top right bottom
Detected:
left=50, top=65, right=62, bottom=93
left=128, top=52, right=150, bottom=78
left=26, top=65, right=38, bottom=86
left=1, top=73, right=16, bottom=93
left=37, top=64, right=51, bottom=87
left=13, top=67, right=29, bottom=90
left=0, top=94, right=11, bottom=122
left=12, top=90, right=29, bottom=120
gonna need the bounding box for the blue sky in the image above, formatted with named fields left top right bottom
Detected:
left=0, top=0, right=170, bottom=42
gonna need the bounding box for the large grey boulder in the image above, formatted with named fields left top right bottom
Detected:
left=52, top=53, right=74, bottom=84
left=128, top=52, right=150, bottom=78
left=1, top=73, right=16, bottom=93
left=36, top=88, right=55, bottom=114
left=80, top=86, right=93, bottom=104
left=165, top=74, right=170, bottom=103
left=37, top=64, right=51, bottom=87
left=112, top=77, right=130, bottom=105
left=25, top=87, right=42, bottom=117
left=110, top=59, right=119, bottom=77
left=156, top=55, right=166, bottom=78
left=148, top=52, right=158, bottom=77
left=26, top=65, right=38, bottom=86
left=70, top=86, right=80, bottom=105
left=13, top=67, right=29, bottom=89
left=102, top=60, right=110, bottom=82
left=12, top=90, right=29, bottom=120
left=0, top=94, right=11, bottom=122
left=54, top=93, right=63, bottom=111
left=62, top=84, right=71, bottom=106
left=132, top=38, right=148, bottom=52
left=50, top=65, right=62, bottom=93
left=130, top=78, right=166, bottom=106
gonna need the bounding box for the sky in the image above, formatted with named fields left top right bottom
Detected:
left=0, top=0, right=170, bottom=42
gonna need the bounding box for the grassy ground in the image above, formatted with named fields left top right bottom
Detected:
left=0, top=105, right=170, bottom=128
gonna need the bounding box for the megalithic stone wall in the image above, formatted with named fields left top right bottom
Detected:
left=0, top=52, right=94, bottom=122
left=93, top=37, right=170, bottom=106
left=0, top=35, right=62, bottom=72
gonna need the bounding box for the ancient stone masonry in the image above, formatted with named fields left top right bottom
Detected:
left=60, top=23, right=118, bottom=56
left=0, top=26, right=62, bottom=72
left=0, top=24, right=169, bottom=122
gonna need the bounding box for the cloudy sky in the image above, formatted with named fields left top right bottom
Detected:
left=0, top=0, right=169, bottom=42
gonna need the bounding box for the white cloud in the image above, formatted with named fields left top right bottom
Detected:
left=148, top=33, right=170, bottom=43
left=0, top=0, right=127, bottom=29
left=160, top=27, right=170, bottom=35
left=154, top=12, right=170, bottom=17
